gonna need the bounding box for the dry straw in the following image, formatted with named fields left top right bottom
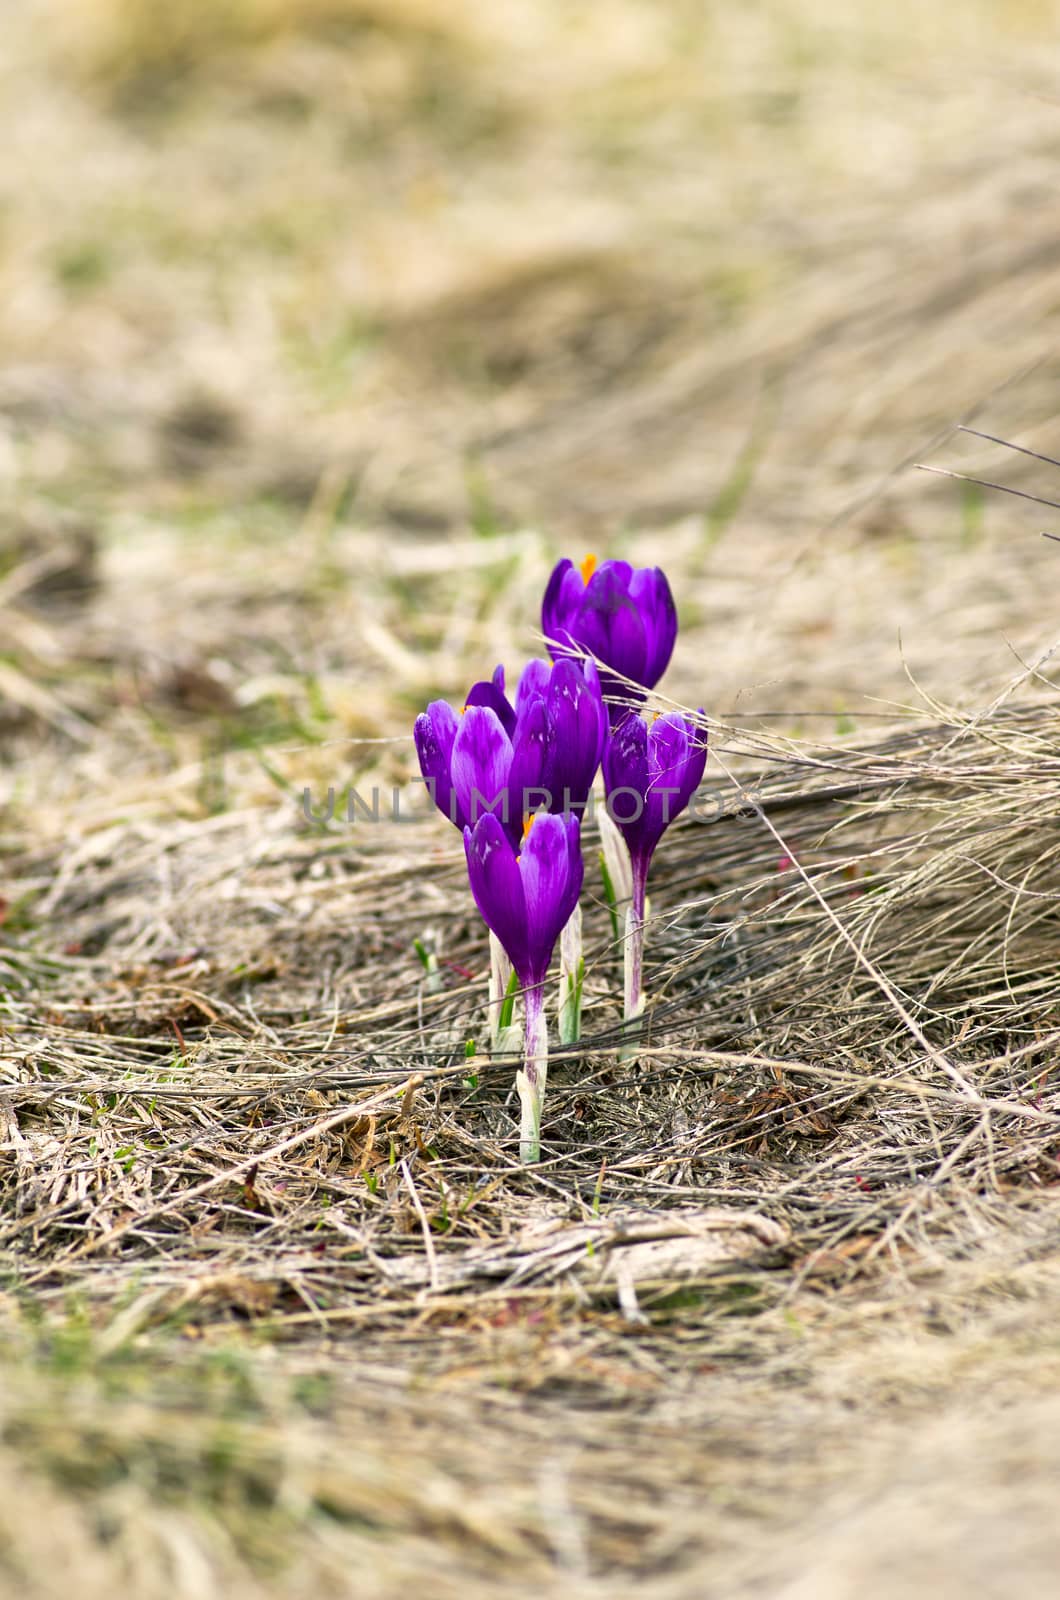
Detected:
left=5, top=670, right=1059, bottom=1308
left=4, top=672, right=1060, bottom=1592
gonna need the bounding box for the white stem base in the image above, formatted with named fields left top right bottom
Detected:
left=517, top=998, right=549, bottom=1162
left=623, top=903, right=646, bottom=1023
left=621, top=900, right=646, bottom=1064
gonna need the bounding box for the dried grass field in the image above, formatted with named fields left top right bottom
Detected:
left=4, top=2, right=1060, bottom=1595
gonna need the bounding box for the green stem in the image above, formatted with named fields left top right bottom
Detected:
left=558, top=902, right=584, bottom=1045
left=488, top=930, right=513, bottom=1050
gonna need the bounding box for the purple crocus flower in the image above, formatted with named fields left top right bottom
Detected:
left=602, top=710, right=707, bottom=1019
left=464, top=811, right=584, bottom=992
left=542, top=556, right=678, bottom=719
left=414, top=658, right=606, bottom=845
left=464, top=810, right=584, bottom=1160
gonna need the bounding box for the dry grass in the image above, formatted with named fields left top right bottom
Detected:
left=4, top=0, right=1060, bottom=1594
left=4, top=684, right=1060, bottom=1598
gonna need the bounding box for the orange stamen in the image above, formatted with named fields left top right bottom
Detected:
left=579, top=553, right=597, bottom=584
left=516, top=811, right=536, bottom=863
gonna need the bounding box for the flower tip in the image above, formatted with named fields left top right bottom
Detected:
left=579, top=553, right=598, bottom=584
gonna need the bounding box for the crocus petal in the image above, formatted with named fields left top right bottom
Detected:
left=452, top=706, right=514, bottom=833
left=604, top=710, right=707, bottom=871
left=464, top=816, right=529, bottom=977
left=514, top=657, right=553, bottom=715
left=464, top=672, right=517, bottom=738
left=580, top=563, right=650, bottom=703
left=602, top=711, right=655, bottom=869
left=542, top=559, right=589, bottom=661
left=639, top=713, right=706, bottom=851
left=582, top=659, right=608, bottom=764
left=553, top=811, right=586, bottom=927
left=629, top=567, right=677, bottom=687
left=564, top=599, right=612, bottom=674
left=542, top=654, right=580, bottom=711
left=651, top=712, right=707, bottom=813
left=602, top=592, right=650, bottom=688
left=541, top=559, right=574, bottom=643
left=542, top=556, right=678, bottom=697
left=508, top=696, right=550, bottom=841
left=517, top=813, right=584, bottom=985
left=541, top=657, right=606, bottom=808
left=414, top=700, right=464, bottom=829
left=603, top=711, right=649, bottom=797
left=589, top=558, right=634, bottom=593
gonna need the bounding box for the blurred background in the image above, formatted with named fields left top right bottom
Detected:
left=5, top=9, right=1060, bottom=1597
left=3, top=0, right=1060, bottom=839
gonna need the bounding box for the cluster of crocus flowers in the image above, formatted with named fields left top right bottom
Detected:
left=415, top=657, right=606, bottom=1068
left=414, top=555, right=706, bottom=1161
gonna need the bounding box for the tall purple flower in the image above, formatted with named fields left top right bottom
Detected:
left=602, top=710, right=707, bottom=1019
left=542, top=556, right=677, bottom=719
left=464, top=812, right=584, bottom=992
left=464, top=811, right=584, bottom=1159
left=414, top=658, right=606, bottom=845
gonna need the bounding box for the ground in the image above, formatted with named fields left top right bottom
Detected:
left=3, top=2, right=1060, bottom=1595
